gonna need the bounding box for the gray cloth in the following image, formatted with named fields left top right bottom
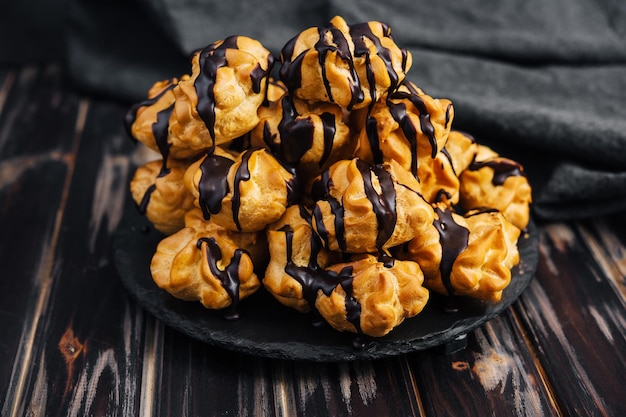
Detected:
left=62, top=0, right=626, bottom=221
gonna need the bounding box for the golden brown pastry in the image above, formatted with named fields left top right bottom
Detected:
left=184, top=147, right=298, bottom=232
left=459, top=147, right=532, bottom=231
left=417, top=151, right=460, bottom=206
left=311, top=158, right=435, bottom=254
left=130, top=158, right=196, bottom=235
left=442, top=130, right=478, bottom=176
left=355, top=81, right=454, bottom=178
left=125, top=78, right=180, bottom=161
left=167, top=36, right=274, bottom=157
left=150, top=209, right=263, bottom=317
left=401, top=205, right=520, bottom=302
left=315, top=254, right=429, bottom=337
left=279, top=16, right=411, bottom=110
left=263, top=204, right=342, bottom=313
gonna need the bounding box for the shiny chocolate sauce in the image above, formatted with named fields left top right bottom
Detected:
left=390, top=91, right=437, bottom=158
left=137, top=184, right=156, bottom=215
left=469, top=158, right=525, bottom=186
left=153, top=104, right=174, bottom=177
left=356, top=160, right=397, bottom=252
left=198, top=148, right=298, bottom=230
left=311, top=169, right=346, bottom=251
left=433, top=207, right=469, bottom=312
left=276, top=96, right=337, bottom=168
left=198, top=153, right=234, bottom=220
left=123, top=79, right=176, bottom=142
left=350, top=22, right=405, bottom=105
left=231, top=149, right=254, bottom=231
left=279, top=21, right=363, bottom=110
left=196, top=237, right=247, bottom=320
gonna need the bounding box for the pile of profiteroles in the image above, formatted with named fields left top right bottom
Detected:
left=125, top=16, right=532, bottom=340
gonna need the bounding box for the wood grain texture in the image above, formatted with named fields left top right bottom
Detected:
left=1, top=63, right=625, bottom=417
left=514, top=222, right=626, bottom=417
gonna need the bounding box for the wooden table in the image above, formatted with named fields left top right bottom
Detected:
left=1, top=63, right=625, bottom=417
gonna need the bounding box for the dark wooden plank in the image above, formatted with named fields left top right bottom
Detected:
left=150, top=326, right=424, bottom=416
left=0, top=65, right=77, bottom=159
left=4, top=98, right=144, bottom=416
left=514, top=221, right=626, bottom=417
left=410, top=309, right=559, bottom=417
left=150, top=325, right=278, bottom=416
left=267, top=356, right=424, bottom=417
left=0, top=65, right=82, bottom=416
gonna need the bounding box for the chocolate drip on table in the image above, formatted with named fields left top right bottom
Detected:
left=469, top=158, right=525, bottom=186
left=196, top=237, right=246, bottom=320
left=281, top=222, right=364, bottom=346
left=433, top=207, right=469, bottom=313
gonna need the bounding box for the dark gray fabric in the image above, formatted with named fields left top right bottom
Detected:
left=9, top=0, right=626, bottom=221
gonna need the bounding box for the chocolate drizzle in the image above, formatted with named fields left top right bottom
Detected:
left=137, top=184, right=156, bottom=214
left=196, top=237, right=246, bottom=320
left=280, top=20, right=364, bottom=110
left=198, top=153, right=234, bottom=220
left=153, top=105, right=174, bottom=177
left=194, top=37, right=237, bottom=143
left=314, top=24, right=363, bottom=110
left=311, top=169, right=346, bottom=251
left=469, top=158, right=525, bottom=186
left=350, top=22, right=402, bottom=104
left=433, top=207, right=469, bottom=305
left=356, top=160, right=397, bottom=252
left=124, top=81, right=176, bottom=178
left=231, top=149, right=254, bottom=231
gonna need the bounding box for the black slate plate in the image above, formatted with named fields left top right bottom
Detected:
left=114, top=202, right=539, bottom=361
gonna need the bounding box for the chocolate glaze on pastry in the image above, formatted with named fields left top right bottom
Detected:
left=311, top=158, right=434, bottom=254
left=150, top=210, right=262, bottom=318
left=356, top=81, right=453, bottom=178
left=186, top=147, right=298, bottom=232
left=125, top=78, right=180, bottom=174
left=460, top=149, right=532, bottom=231
left=279, top=16, right=411, bottom=110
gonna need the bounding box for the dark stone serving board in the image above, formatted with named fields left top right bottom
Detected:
left=114, top=201, right=539, bottom=361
